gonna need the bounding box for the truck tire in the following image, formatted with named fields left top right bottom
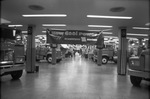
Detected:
left=11, top=70, right=23, bottom=80
left=102, top=56, right=108, bottom=64
left=130, top=76, right=142, bottom=86
left=46, top=55, right=52, bottom=63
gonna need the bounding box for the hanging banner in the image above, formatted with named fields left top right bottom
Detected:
left=46, top=30, right=103, bottom=45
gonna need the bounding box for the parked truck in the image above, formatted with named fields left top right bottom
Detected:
left=91, top=48, right=117, bottom=64
left=128, top=49, right=150, bottom=86
left=36, top=44, right=63, bottom=63
left=0, top=26, right=25, bottom=79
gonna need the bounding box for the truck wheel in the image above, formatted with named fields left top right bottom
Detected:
left=11, top=70, right=23, bottom=80
left=46, top=55, right=52, bottom=63
left=102, top=56, right=108, bottom=64
left=130, top=76, right=142, bottom=86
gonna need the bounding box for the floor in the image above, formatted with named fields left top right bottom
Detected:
left=1, top=55, right=150, bottom=99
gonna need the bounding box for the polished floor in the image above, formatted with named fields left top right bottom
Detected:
left=1, top=55, right=150, bottom=99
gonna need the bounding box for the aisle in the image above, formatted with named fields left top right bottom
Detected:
left=1, top=55, right=149, bottom=99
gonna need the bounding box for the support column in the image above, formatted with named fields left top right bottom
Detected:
left=97, top=49, right=102, bottom=66
left=26, top=25, right=36, bottom=73
left=51, top=44, right=57, bottom=65
left=148, top=34, right=150, bottom=49
left=117, top=27, right=127, bottom=75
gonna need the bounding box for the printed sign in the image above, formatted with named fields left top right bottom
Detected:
left=46, top=30, right=104, bottom=45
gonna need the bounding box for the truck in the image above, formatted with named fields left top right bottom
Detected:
left=91, top=44, right=118, bottom=64
left=128, top=49, right=150, bottom=86
left=91, top=48, right=117, bottom=64
left=36, top=44, right=63, bottom=63
left=0, top=26, right=25, bottom=79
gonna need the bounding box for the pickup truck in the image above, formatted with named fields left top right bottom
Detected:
left=36, top=45, right=63, bottom=63
left=91, top=48, right=118, bottom=64
left=128, top=49, right=150, bottom=86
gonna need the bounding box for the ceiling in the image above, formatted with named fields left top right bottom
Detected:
left=1, top=0, right=150, bottom=38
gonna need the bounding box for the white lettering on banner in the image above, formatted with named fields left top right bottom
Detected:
left=81, top=37, right=86, bottom=42
left=64, top=38, right=80, bottom=40
left=78, top=32, right=97, bottom=36
left=51, top=31, right=64, bottom=35
left=65, top=31, right=78, bottom=36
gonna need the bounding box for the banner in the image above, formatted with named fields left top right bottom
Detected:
left=46, top=30, right=103, bottom=45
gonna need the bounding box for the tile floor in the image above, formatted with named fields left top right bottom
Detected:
left=1, top=55, right=150, bottom=99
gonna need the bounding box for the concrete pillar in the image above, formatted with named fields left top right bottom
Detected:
left=148, top=34, right=150, bottom=49
left=26, top=25, right=36, bottom=73
left=117, top=27, right=127, bottom=75
left=51, top=44, right=57, bottom=65
left=97, top=49, right=102, bottom=66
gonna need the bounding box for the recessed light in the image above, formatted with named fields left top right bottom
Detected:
left=8, top=25, right=23, bottom=27
left=42, top=24, right=66, bottom=26
left=127, top=33, right=148, bottom=36
left=132, top=27, right=150, bottom=30
left=88, top=25, right=113, bottom=28
left=22, top=14, right=67, bottom=17
left=87, top=15, right=132, bottom=19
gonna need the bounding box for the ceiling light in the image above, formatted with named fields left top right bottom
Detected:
left=88, top=25, right=113, bottom=28
left=88, top=30, right=101, bottom=31
left=87, top=15, right=132, bottom=19
left=127, top=33, right=148, bottom=36
left=42, top=24, right=66, bottom=26
left=133, top=27, right=150, bottom=30
left=145, top=23, right=150, bottom=26
left=8, top=25, right=23, bottom=27
left=42, top=31, right=46, bottom=33
left=22, top=14, right=67, bottom=17
left=104, top=36, right=118, bottom=38
left=102, top=32, right=113, bottom=34
left=102, top=29, right=112, bottom=31
left=22, top=31, right=28, bottom=33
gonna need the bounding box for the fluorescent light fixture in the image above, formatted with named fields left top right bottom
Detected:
left=50, top=28, right=66, bottom=30
left=127, top=33, right=148, bottom=36
left=42, top=24, right=66, bottom=26
left=87, top=15, right=132, bottom=19
left=88, top=30, right=101, bottom=31
left=88, top=25, right=113, bottom=28
left=132, top=27, right=150, bottom=30
left=8, top=25, right=23, bottom=27
left=104, top=36, right=118, bottom=38
left=145, top=23, right=150, bottom=26
left=102, top=29, right=112, bottom=31
left=102, top=32, right=113, bottom=34
left=22, top=31, right=28, bottom=33
left=22, top=14, right=67, bottom=17
left=42, top=31, right=46, bottom=33
left=127, top=37, right=138, bottom=40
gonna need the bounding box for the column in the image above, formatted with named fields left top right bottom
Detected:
left=97, top=49, right=102, bottom=66
left=117, top=27, right=127, bottom=75
left=26, top=25, right=36, bottom=73
left=51, top=44, right=57, bottom=65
